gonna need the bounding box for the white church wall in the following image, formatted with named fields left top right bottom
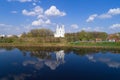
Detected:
left=54, top=25, right=65, bottom=38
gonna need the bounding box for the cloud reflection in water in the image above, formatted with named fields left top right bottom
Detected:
left=86, top=53, right=120, bottom=68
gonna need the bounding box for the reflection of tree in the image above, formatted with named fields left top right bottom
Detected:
left=22, top=51, right=27, bottom=56
left=0, top=47, right=14, bottom=52
left=19, top=48, right=120, bottom=69
left=30, top=51, right=51, bottom=59
left=17, top=46, right=120, bottom=57
left=72, top=48, right=120, bottom=56
left=1, top=47, right=120, bottom=80
left=1, top=46, right=120, bottom=55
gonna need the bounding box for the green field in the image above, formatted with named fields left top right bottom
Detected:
left=0, top=42, right=120, bottom=49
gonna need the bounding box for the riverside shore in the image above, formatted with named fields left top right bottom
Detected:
left=0, top=43, right=120, bottom=50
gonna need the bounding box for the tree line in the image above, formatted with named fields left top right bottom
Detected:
left=0, top=28, right=120, bottom=43
left=19, top=28, right=112, bottom=43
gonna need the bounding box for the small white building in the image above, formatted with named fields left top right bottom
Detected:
left=6, top=35, right=13, bottom=38
left=54, top=25, right=65, bottom=38
left=0, top=34, right=5, bottom=38
left=108, top=39, right=116, bottom=42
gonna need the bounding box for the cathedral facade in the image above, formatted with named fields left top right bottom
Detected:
left=54, top=25, right=65, bottom=38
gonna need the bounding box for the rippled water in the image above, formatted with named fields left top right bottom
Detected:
left=0, top=47, right=120, bottom=80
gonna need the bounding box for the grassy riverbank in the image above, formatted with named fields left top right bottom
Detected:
left=0, top=42, right=120, bottom=49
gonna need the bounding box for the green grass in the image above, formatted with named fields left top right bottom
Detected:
left=0, top=42, right=120, bottom=49
left=69, top=42, right=120, bottom=47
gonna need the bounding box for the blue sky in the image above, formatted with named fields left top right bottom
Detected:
left=0, top=0, right=120, bottom=35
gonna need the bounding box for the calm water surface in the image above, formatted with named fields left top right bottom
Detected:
left=0, top=47, right=120, bottom=80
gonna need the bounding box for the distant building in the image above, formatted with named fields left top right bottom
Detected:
left=107, top=34, right=120, bottom=42
left=54, top=25, right=65, bottom=38
left=6, top=35, right=13, bottom=38
left=0, top=34, right=5, bottom=38
left=108, top=39, right=116, bottom=42
left=95, top=38, right=102, bottom=42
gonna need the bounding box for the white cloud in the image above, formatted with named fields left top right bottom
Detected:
left=22, top=5, right=66, bottom=28
left=86, top=54, right=120, bottom=68
left=32, top=2, right=36, bottom=6
left=22, top=9, right=36, bottom=16
left=98, top=14, right=112, bottom=19
left=37, top=15, right=45, bottom=19
left=108, top=8, right=120, bottom=15
left=45, top=61, right=59, bottom=70
left=0, top=23, right=42, bottom=35
left=87, top=8, right=120, bottom=22
left=86, top=55, right=96, bottom=62
left=107, top=62, right=120, bottom=68
left=94, top=27, right=104, bottom=31
left=82, top=27, right=103, bottom=32
left=8, top=0, right=32, bottom=2
left=45, top=19, right=51, bottom=24
left=34, top=6, right=43, bottom=13
left=82, top=27, right=92, bottom=31
left=86, top=14, right=97, bottom=22
left=110, top=24, right=120, bottom=29
left=0, top=24, right=22, bottom=35
left=19, top=0, right=32, bottom=2
left=22, top=6, right=43, bottom=16
left=45, top=6, right=66, bottom=16
left=32, top=19, right=51, bottom=26
left=32, top=19, right=44, bottom=26
left=71, top=24, right=79, bottom=29
left=11, top=11, right=18, bottom=14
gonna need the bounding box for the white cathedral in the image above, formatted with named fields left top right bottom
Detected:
left=54, top=25, right=65, bottom=38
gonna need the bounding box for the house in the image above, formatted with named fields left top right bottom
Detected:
left=107, top=34, right=120, bottom=42
left=95, top=38, right=102, bottom=42
left=108, top=39, right=115, bottom=42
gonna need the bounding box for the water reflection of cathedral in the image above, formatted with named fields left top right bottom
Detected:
left=45, top=50, right=65, bottom=70
left=23, top=50, right=65, bottom=70
left=56, top=50, right=65, bottom=63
